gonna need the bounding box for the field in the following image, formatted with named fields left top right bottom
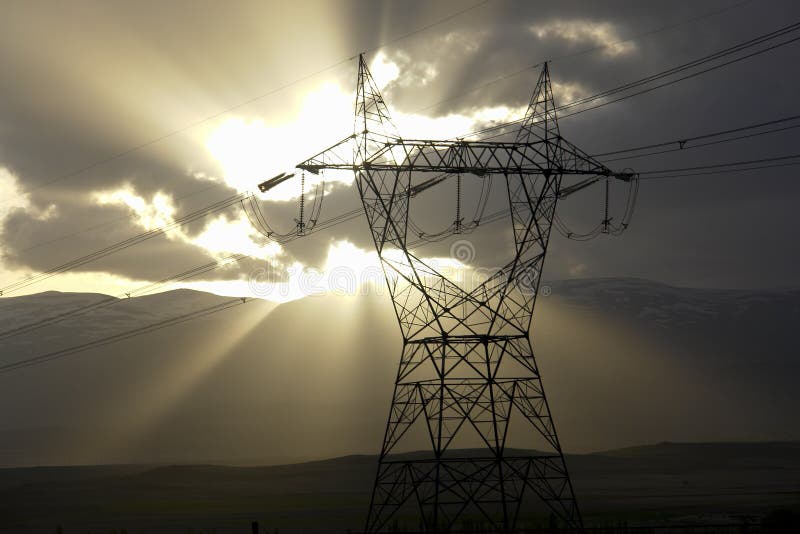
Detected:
left=1, top=442, right=798, bottom=533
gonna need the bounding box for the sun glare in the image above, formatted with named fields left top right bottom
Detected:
left=205, top=55, right=527, bottom=204
left=206, top=83, right=354, bottom=200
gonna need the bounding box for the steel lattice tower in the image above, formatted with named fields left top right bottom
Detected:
left=295, top=55, right=633, bottom=533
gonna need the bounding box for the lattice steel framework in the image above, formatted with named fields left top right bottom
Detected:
left=295, top=55, right=632, bottom=533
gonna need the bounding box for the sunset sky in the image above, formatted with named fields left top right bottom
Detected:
left=1, top=0, right=799, bottom=302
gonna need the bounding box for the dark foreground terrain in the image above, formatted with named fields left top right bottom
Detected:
left=0, top=442, right=798, bottom=533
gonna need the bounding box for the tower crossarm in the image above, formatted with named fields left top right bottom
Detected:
left=298, top=135, right=634, bottom=181
left=293, top=134, right=357, bottom=175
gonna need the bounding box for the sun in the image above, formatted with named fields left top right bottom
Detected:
left=205, top=83, right=354, bottom=201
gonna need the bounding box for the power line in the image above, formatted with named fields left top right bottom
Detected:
left=597, top=122, right=800, bottom=163
left=638, top=153, right=800, bottom=175
left=638, top=161, right=800, bottom=180
left=594, top=114, right=800, bottom=157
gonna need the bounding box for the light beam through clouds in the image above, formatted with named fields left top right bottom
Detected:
left=187, top=52, right=532, bottom=300
left=94, top=298, right=279, bottom=462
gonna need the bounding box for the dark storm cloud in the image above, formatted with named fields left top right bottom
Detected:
left=1, top=0, right=799, bottom=289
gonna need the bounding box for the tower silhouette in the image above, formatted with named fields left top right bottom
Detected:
left=295, top=55, right=633, bottom=532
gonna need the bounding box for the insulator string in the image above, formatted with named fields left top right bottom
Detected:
left=298, top=171, right=306, bottom=235
left=455, top=173, right=462, bottom=234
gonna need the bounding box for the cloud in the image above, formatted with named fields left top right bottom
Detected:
left=373, top=51, right=438, bottom=90
left=0, top=167, right=56, bottom=223
left=373, top=30, right=488, bottom=94
left=441, top=30, right=488, bottom=53
left=370, top=52, right=402, bottom=90
left=530, top=20, right=636, bottom=57
left=552, top=81, right=589, bottom=106
left=95, top=185, right=177, bottom=232
left=394, top=104, right=525, bottom=140
left=93, top=184, right=283, bottom=263
left=191, top=213, right=282, bottom=262
left=0, top=167, right=30, bottom=222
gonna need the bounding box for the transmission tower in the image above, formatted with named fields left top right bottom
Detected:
left=282, top=54, right=634, bottom=532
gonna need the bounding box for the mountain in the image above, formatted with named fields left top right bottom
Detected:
left=0, top=278, right=798, bottom=466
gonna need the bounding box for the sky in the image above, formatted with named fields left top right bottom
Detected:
left=1, top=0, right=800, bottom=303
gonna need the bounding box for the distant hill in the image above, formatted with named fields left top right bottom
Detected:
left=0, top=278, right=798, bottom=467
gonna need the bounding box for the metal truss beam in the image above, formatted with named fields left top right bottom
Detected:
left=300, top=138, right=616, bottom=177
